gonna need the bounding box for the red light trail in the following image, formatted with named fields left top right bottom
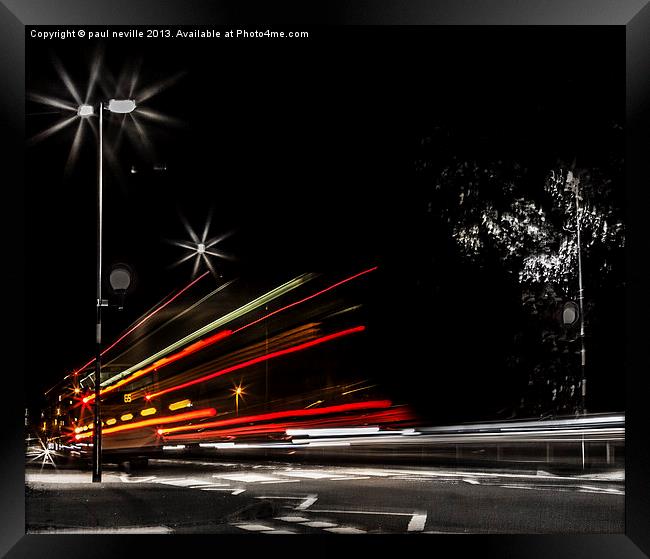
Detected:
left=158, top=399, right=392, bottom=435
left=232, top=266, right=378, bottom=335
left=83, top=329, right=232, bottom=403
left=161, top=407, right=416, bottom=441
left=70, top=271, right=210, bottom=378
left=146, top=325, right=366, bottom=401
left=84, top=267, right=376, bottom=402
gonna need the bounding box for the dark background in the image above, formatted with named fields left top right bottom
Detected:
left=25, top=26, right=625, bottom=423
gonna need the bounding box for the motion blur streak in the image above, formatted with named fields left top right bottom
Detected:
left=100, top=274, right=314, bottom=389
left=139, top=323, right=319, bottom=400
left=70, top=271, right=210, bottom=378
left=161, top=407, right=415, bottom=441
left=147, top=325, right=367, bottom=400
left=158, top=400, right=394, bottom=435
left=86, top=268, right=375, bottom=402
left=287, top=427, right=381, bottom=436
left=169, top=400, right=192, bottom=411
left=232, top=266, right=378, bottom=335
left=83, top=329, right=232, bottom=402
left=75, top=408, right=217, bottom=439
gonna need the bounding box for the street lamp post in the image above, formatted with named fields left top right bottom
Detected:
left=93, top=101, right=104, bottom=483
left=79, top=99, right=136, bottom=483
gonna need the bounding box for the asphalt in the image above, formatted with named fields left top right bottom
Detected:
left=25, top=459, right=624, bottom=534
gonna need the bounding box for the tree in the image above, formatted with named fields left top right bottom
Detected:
left=417, top=147, right=625, bottom=418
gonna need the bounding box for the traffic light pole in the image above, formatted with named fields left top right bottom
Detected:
left=573, top=174, right=587, bottom=416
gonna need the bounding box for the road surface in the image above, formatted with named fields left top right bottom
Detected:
left=26, top=458, right=624, bottom=534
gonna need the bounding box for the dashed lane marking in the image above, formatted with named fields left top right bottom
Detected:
left=325, top=527, right=366, bottom=534
left=30, top=526, right=173, bottom=534
left=189, top=483, right=230, bottom=489
left=301, top=521, right=338, bottom=528
left=214, top=473, right=283, bottom=483
left=330, top=476, right=371, bottom=481
left=280, top=470, right=349, bottom=480
left=200, top=487, right=245, bottom=495
left=234, top=523, right=275, bottom=532
left=157, top=478, right=215, bottom=487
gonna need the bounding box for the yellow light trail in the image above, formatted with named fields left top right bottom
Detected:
left=169, top=399, right=192, bottom=411
left=100, top=274, right=314, bottom=389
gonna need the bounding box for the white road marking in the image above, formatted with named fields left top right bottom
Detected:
left=329, top=476, right=371, bottom=481
left=234, top=524, right=274, bottom=531
left=462, top=478, right=480, bottom=485
left=280, top=471, right=347, bottom=480
left=30, top=526, right=172, bottom=534
left=309, top=507, right=426, bottom=531
left=326, top=527, right=366, bottom=534
left=301, top=521, right=338, bottom=528
left=257, top=495, right=319, bottom=510
left=215, top=473, right=282, bottom=483
left=407, top=513, right=427, bottom=532
left=151, top=459, right=235, bottom=467
left=27, top=473, right=122, bottom=484
left=157, top=478, right=210, bottom=487
left=337, top=469, right=395, bottom=477
left=118, top=475, right=158, bottom=484
left=259, top=479, right=301, bottom=484
left=256, top=496, right=305, bottom=501
left=201, top=487, right=246, bottom=495
left=498, top=483, right=624, bottom=495
left=310, top=509, right=413, bottom=516
left=274, top=516, right=311, bottom=523
left=296, top=495, right=318, bottom=510
left=576, top=485, right=624, bottom=494
left=265, top=530, right=296, bottom=534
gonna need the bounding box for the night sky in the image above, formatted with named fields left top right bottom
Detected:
left=25, top=26, right=625, bottom=422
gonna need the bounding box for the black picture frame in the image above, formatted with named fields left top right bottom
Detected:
left=2, top=1, right=649, bottom=557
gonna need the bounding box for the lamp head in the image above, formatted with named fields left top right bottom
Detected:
left=107, top=99, right=137, bottom=114
left=77, top=104, right=94, bottom=117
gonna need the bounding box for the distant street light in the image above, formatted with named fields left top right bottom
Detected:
left=232, top=383, right=245, bottom=416
left=79, top=98, right=137, bottom=483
